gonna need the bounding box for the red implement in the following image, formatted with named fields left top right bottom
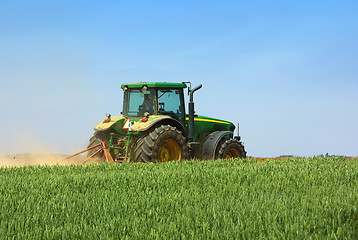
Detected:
left=65, top=141, right=114, bottom=164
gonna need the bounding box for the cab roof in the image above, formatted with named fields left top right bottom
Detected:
left=121, top=82, right=187, bottom=89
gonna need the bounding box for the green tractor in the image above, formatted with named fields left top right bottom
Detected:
left=87, top=82, right=246, bottom=163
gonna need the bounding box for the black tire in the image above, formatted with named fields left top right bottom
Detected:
left=134, top=125, right=188, bottom=163
left=86, top=133, right=107, bottom=163
left=217, top=138, right=246, bottom=159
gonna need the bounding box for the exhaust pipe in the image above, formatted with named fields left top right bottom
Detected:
left=188, top=84, right=202, bottom=142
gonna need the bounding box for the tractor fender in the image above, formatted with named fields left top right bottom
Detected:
left=131, top=116, right=187, bottom=137
left=94, top=116, right=125, bottom=132
left=201, top=131, right=233, bottom=160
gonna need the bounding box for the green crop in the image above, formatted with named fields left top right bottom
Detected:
left=0, top=157, right=357, bottom=239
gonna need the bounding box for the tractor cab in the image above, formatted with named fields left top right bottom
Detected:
left=122, top=82, right=187, bottom=127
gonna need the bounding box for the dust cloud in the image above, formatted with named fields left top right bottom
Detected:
left=0, top=153, right=85, bottom=168
left=0, top=133, right=88, bottom=167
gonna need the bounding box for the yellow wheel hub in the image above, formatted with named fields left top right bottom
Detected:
left=225, top=148, right=240, bottom=159
left=158, top=139, right=181, bottom=162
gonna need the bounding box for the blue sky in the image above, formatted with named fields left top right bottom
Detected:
left=0, top=0, right=357, bottom=157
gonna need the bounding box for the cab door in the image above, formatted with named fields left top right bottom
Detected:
left=157, top=88, right=186, bottom=127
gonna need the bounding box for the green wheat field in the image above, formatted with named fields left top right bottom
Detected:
left=1, top=157, right=357, bottom=239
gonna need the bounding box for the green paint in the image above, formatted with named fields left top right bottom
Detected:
left=121, top=82, right=187, bottom=89
left=185, top=115, right=234, bottom=142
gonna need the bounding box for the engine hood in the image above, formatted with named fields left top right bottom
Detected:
left=94, top=116, right=126, bottom=132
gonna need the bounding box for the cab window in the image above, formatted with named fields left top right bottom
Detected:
left=123, top=89, right=157, bottom=117
left=158, top=89, right=185, bottom=124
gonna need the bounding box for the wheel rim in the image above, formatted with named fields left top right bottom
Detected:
left=158, top=139, right=181, bottom=162
left=225, top=148, right=240, bottom=159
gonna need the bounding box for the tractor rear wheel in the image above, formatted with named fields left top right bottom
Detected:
left=134, top=125, right=188, bottom=163
left=217, top=138, right=246, bottom=159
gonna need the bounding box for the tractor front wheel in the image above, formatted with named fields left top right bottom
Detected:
left=217, top=138, right=246, bottom=159
left=134, top=125, right=188, bottom=163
